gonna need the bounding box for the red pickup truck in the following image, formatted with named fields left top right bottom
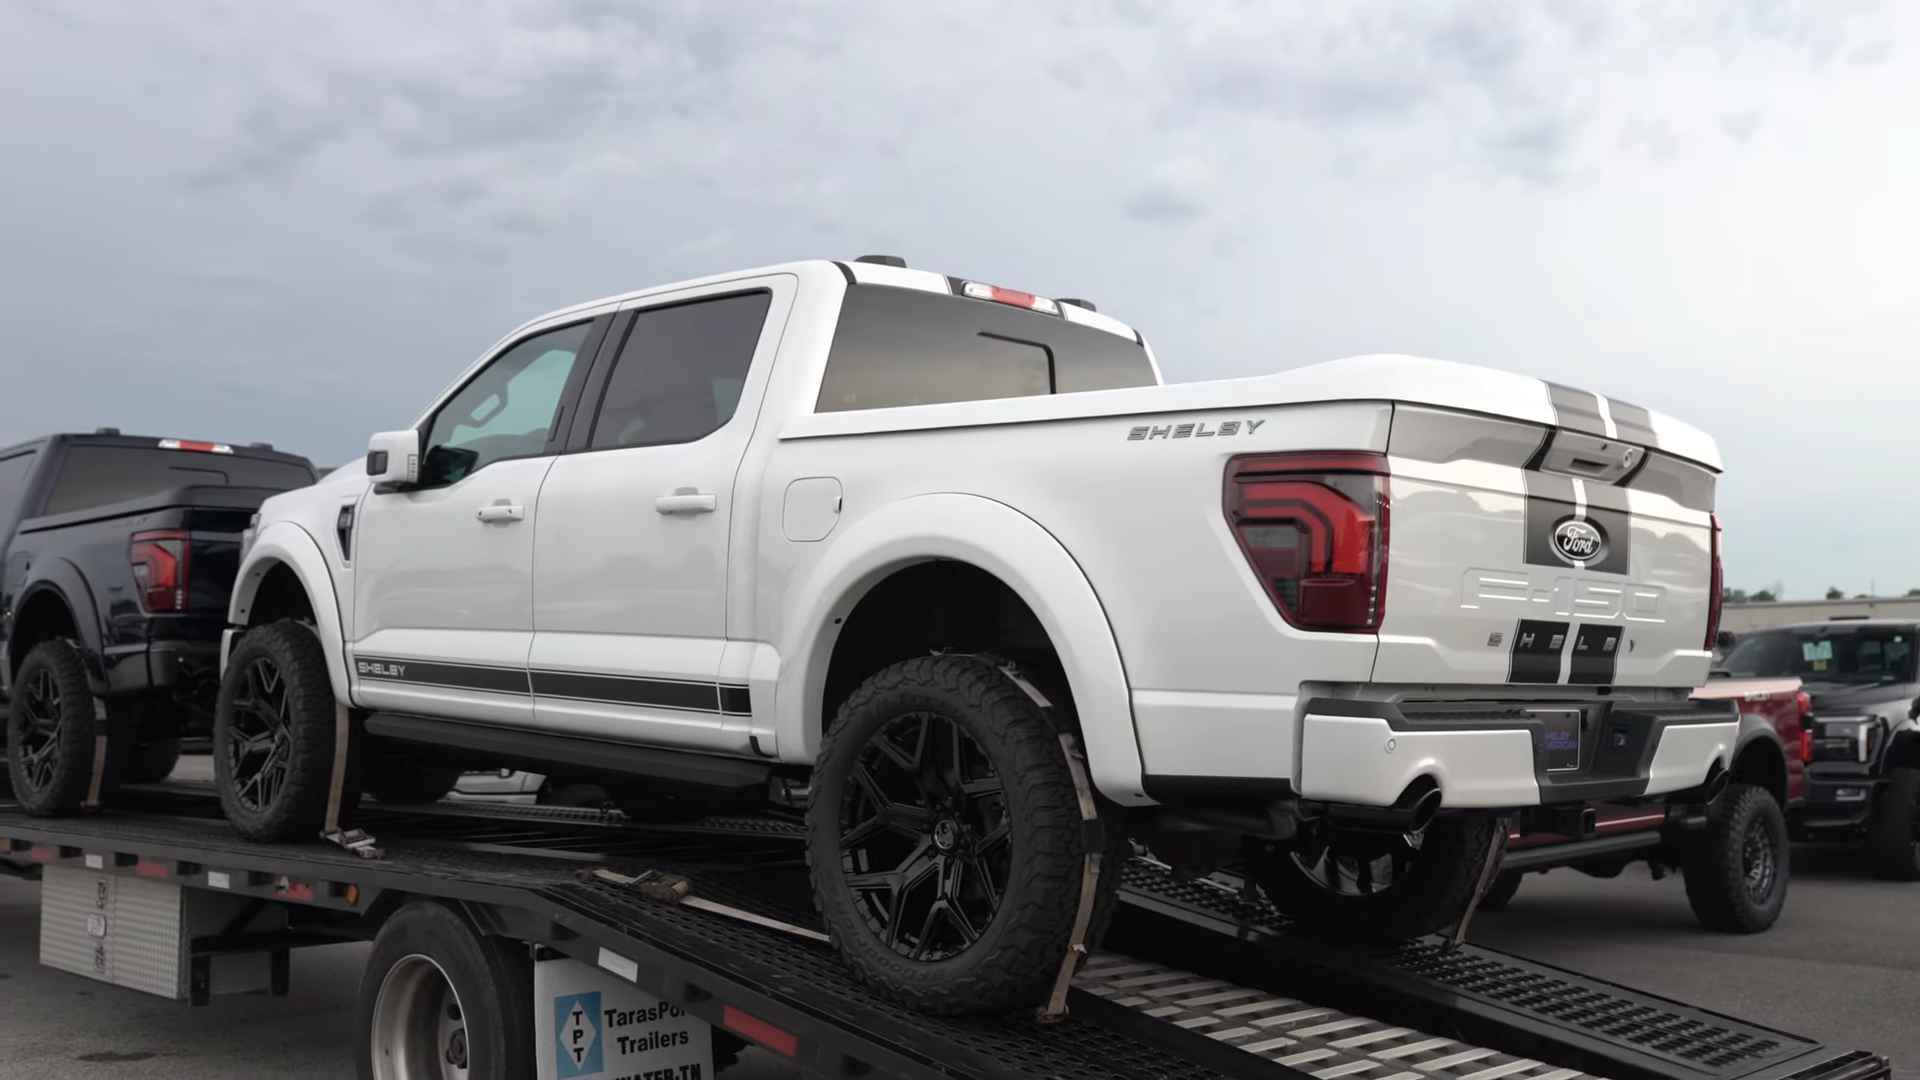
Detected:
left=1482, top=677, right=1808, bottom=932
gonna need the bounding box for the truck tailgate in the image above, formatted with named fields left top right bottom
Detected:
left=1374, top=398, right=1719, bottom=689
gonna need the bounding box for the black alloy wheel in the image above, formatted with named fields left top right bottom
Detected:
left=13, top=666, right=68, bottom=794
left=226, top=655, right=295, bottom=814
left=1741, top=815, right=1778, bottom=903
left=838, top=711, right=1010, bottom=961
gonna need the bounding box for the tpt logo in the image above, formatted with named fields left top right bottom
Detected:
left=555, top=991, right=603, bottom=1077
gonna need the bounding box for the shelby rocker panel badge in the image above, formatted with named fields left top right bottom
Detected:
left=1550, top=517, right=1606, bottom=566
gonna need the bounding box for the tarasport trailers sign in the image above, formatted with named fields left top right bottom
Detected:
left=535, top=958, right=713, bottom=1080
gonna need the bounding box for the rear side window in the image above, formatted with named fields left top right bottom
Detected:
left=816, top=284, right=1155, bottom=412
left=589, top=291, right=771, bottom=450
left=0, top=450, right=38, bottom=541
left=43, top=448, right=315, bottom=516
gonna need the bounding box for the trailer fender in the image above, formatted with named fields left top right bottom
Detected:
left=775, top=492, right=1147, bottom=805
left=228, top=521, right=351, bottom=703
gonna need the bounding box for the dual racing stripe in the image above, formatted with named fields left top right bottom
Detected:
left=1505, top=619, right=1624, bottom=685
left=1520, top=470, right=1632, bottom=575
left=1544, top=382, right=1661, bottom=448
left=354, top=656, right=752, bottom=717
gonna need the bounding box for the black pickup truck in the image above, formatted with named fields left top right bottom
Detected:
left=0, top=431, right=316, bottom=811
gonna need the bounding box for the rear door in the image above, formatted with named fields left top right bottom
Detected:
left=528, top=276, right=790, bottom=755
left=1375, top=397, right=1718, bottom=689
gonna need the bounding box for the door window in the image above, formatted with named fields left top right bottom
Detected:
left=589, top=291, right=771, bottom=450
left=420, top=321, right=592, bottom=486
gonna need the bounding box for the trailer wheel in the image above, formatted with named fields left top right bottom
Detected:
left=214, top=620, right=344, bottom=842
left=357, top=902, right=532, bottom=1080
left=1866, top=767, right=1920, bottom=881
left=1683, top=783, right=1789, bottom=932
left=6, top=640, right=105, bottom=816
left=1251, top=813, right=1498, bottom=939
left=808, top=655, right=1121, bottom=1015
left=1478, top=869, right=1524, bottom=911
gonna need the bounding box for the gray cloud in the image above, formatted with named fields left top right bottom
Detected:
left=0, top=0, right=1910, bottom=597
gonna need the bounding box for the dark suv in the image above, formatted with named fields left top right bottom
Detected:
left=1717, top=620, right=1920, bottom=878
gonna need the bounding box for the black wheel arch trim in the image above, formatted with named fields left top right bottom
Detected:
left=6, top=563, right=106, bottom=693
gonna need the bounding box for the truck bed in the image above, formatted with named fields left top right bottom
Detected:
left=0, top=783, right=1888, bottom=1080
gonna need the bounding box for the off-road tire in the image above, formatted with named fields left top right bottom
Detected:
left=807, top=655, right=1122, bottom=1015
left=214, top=620, right=343, bottom=842
left=1683, top=782, right=1789, bottom=932
left=1866, top=767, right=1920, bottom=881
left=124, top=736, right=183, bottom=784
left=355, top=901, right=532, bottom=1080
left=1253, top=813, right=1498, bottom=939
left=6, top=640, right=104, bottom=816
left=1478, top=869, right=1524, bottom=911
left=361, top=747, right=462, bottom=806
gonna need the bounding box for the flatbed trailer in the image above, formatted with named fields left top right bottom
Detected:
left=0, top=783, right=1892, bottom=1080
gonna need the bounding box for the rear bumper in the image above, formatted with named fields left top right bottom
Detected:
left=1297, top=697, right=1737, bottom=809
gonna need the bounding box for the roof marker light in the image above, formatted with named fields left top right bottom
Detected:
left=159, top=438, right=234, bottom=454
left=960, top=280, right=1061, bottom=316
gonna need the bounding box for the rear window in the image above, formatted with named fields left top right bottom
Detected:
left=43, top=447, right=314, bottom=516
left=1721, top=627, right=1918, bottom=686
left=816, top=284, right=1155, bottom=412
left=0, top=449, right=38, bottom=541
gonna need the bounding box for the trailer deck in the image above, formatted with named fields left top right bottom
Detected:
left=0, top=784, right=1891, bottom=1080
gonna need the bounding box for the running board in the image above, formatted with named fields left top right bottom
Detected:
left=1499, top=829, right=1666, bottom=872
left=363, top=712, right=771, bottom=795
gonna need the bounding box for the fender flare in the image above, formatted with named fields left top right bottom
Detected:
left=228, top=521, right=351, bottom=703
left=1729, top=712, right=1788, bottom=804
left=775, top=492, right=1149, bottom=805
left=1884, top=725, right=1920, bottom=772
left=10, top=560, right=106, bottom=692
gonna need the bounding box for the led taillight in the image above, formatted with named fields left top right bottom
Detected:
left=1703, top=512, right=1724, bottom=650
left=1224, top=451, right=1389, bottom=633
left=158, top=438, right=234, bottom=454
left=959, top=280, right=1061, bottom=315
left=1799, top=727, right=1814, bottom=764
left=130, top=529, right=191, bottom=612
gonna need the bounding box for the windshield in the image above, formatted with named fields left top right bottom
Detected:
left=1720, top=627, right=1918, bottom=685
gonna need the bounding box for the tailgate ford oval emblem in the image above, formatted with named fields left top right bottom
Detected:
left=1551, top=518, right=1606, bottom=565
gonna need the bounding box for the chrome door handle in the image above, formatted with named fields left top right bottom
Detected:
left=655, top=490, right=717, bottom=515
left=475, top=502, right=525, bottom=523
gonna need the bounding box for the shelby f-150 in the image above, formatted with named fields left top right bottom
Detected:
left=198, top=256, right=1732, bottom=1014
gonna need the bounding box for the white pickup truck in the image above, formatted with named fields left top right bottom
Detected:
left=212, top=256, right=1735, bottom=1014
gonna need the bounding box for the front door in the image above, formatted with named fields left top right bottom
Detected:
left=530, top=279, right=789, bottom=754
left=351, top=317, right=602, bottom=726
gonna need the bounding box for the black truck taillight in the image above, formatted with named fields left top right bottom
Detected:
left=1225, top=451, right=1389, bottom=633
left=1703, top=512, right=1724, bottom=650
left=130, top=529, right=191, bottom=613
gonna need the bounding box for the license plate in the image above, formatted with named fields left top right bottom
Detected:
left=1533, top=709, right=1583, bottom=771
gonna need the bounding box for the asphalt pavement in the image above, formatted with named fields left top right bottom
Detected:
left=0, top=831, right=1911, bottom=1078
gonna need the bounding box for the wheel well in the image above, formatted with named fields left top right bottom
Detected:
left=7, top=589, right=79, bottom=681
left=1886, top=731, right=1920, bottom=772
left=1730, top=737, right=1788, bottom=806
left=822, top=560, right=1071, bottom=733
left=246, top=562, right=317, bottom=628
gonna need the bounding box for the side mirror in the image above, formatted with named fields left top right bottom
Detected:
left=1909, top=696, right=1919, bottom=721
left=366, top=430, right=420, bottom=489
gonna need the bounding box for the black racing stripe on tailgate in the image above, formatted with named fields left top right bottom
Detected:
left=1508, top=619, right=1570, bottom=683
left=1607, top=397, right=1660, bottom=447
left=1568, top=624, right=1624, bottom=684
left=1545, top=382, right=1607, bottom=437
left=1524, top=495, right=1632, bottom=575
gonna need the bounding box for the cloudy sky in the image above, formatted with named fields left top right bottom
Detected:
left=2, top=2, right=1913, bottom=598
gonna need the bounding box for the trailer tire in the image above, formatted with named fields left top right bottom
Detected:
left=1479, top=869, right=1524, bottom=911
left=808, top=654, right=1121, bottom=1015
left=357, top=902, right=532, bottom=1080
left=1251, top=813, right=1498, bottom=940
left=6, top=640, right=105, bottom=816
left=1683, top=783, right=1789, bottom=932
left=214, top=620, right=343, bottom=842
left=1866, top=767, right=1920, bottom=881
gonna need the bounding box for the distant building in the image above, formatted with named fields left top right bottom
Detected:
left=1721, top=595, right=1920, bottom=633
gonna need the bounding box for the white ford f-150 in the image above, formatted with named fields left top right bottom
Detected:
left=211, top=256, right=1734, bottom=1013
